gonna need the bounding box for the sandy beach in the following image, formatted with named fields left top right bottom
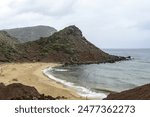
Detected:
left=0, top=62, right=82, bottom=99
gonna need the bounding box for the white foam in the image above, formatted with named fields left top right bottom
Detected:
left=42, top=67, right=107, bottom=99
left=53, top=68, right=68, bottom=72
left=43, top=68, right=72, bottom=85
left=74, top=86, right=107, bottom=99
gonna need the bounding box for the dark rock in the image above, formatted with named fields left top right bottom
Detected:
left=0, top=83, right=66, bottom=100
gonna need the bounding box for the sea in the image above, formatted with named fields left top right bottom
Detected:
left=43, top=49, right=150, bottom=99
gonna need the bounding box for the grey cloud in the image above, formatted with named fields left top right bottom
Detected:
left=9, top=0, right=76, bottom=17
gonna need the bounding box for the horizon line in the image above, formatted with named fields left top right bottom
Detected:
left=101, top=48, right=150, bottom=50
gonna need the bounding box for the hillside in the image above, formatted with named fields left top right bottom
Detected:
left=0, top=25, right=127, bottom=63
left=3, top=25, right=57, bottom=43
left=0, top=31, right=19, bottom=45
left=0, top=31, right=19, bottom=62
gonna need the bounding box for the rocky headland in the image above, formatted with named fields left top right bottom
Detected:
left=0, top=25, right=130, bottom=64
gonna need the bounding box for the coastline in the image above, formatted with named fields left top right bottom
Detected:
left=0, top=62, right=83, bottom=99
left=43, top=67, right=108, bottom=99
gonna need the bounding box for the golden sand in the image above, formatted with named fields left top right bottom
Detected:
left=0, top=63, right=83, bottom=99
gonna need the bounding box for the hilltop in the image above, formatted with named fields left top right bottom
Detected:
left=3, top=25, right=57, bottom=43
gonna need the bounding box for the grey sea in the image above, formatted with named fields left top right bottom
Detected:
left=43, top=49, right=150, bottom=99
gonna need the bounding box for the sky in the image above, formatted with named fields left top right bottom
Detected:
left=0, top=0, right=150, bottom=49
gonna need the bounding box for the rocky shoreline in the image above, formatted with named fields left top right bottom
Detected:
left=63, top=56, right=131, bottom=66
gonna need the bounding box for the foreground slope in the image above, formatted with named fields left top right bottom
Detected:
left=0, top=83, right=64, bottom=100
left=105, top=84, right=150, bottom=100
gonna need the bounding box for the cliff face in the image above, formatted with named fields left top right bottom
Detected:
left=3, top=25, right=57, bottom=43
left=0, top=25, right=127, bottom=63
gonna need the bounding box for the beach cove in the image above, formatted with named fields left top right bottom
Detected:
left=0, top=63, right=83, bottom=99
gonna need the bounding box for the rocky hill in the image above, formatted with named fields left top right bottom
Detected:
left=16, top=25, right=127, bottom=63
left=0, top=25, right=127, bottom=63
left=3, top=25, right=57, bottom=43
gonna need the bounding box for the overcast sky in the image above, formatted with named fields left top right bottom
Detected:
left=0, top=0, right=150, bottom=48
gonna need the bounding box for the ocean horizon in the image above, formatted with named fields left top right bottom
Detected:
left=43, top=48, right=150, bottom=99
